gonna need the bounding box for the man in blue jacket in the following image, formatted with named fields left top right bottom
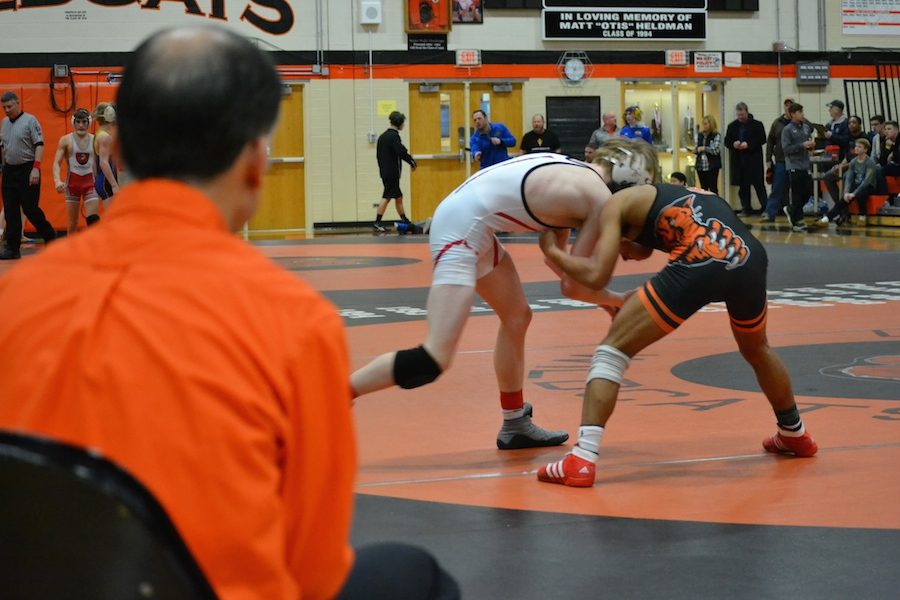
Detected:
left=470, top=109, right=515, bottom=169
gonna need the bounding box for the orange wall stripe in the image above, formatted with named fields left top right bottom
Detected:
left=0, top=63, right=881, bottom=85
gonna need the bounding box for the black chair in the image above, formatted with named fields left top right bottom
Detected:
left=0, top=430, right=218, bottom=599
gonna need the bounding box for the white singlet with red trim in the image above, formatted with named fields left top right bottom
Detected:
left=429, top=153, right=597, bottom=287
left=68, top=133, right=95, bottom=177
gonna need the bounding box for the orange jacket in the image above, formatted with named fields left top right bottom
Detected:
left=0, top=179, right=357, bottom=600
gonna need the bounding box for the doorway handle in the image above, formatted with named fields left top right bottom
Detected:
left=412, top=153, right=461, bottom=160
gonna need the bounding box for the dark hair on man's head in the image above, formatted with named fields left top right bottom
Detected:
left=788, top=103, right=804, bottom=114
left=669, top=171, right=687, bottom=184
left=389, top=111, right=405, bottom=127
left=871, top=114, right=885, bottom=124
left=886, top=120, right=900, bottom=128
left=116, top=26, right=282, bottom=182
left=735, top=102, right=749, bottom=112
left=472, top=109, right=486, bottom=118
left=1, top=91, right=19, bottom=104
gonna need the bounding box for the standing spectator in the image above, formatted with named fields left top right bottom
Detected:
left=93, top=102, right=119, bottom=208
left=820, top=138, right=877, bottom=227
left=374, top=110, right=416, bottom=234
left=620, top=106, right=652, bottom=143
left=694, top=114, right=722, bottom=195
left=820, top=99, right=851, bottom=203
left=587, top=111, right=620, bottom=150
left=520, top=113, right=560, bottom=154
left=584, top=144, right=596, bottom=163
left=724, top=102, right=768, bottom=216
left=869, top=114, right=885, bottom=161
left=0, top=25, right=458, bottom=600
left=781, top=102, right=816, bottom=232
left=470, top=109, right=515, bottom=169
left=762, top=98, right=796, bottom=222
left=51, top=107, right=101, bottom=235
left=0, top=91, right=57, bottom=259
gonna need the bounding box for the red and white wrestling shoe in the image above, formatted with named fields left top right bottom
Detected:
left=762, top=431, right=818, bottom=457
left=537, top=450, right=596, bottom=487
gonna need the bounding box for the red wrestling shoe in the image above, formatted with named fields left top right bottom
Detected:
left=537, top=452, right=595, bottom=487
left=763, top=431, right=818, bottom=457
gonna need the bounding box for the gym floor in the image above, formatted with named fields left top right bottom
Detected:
left=8, top=220, right=899, bottom=598
left=277, top=221, right=899, bottom=599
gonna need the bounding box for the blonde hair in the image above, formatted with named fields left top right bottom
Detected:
left=593, top=137, right=660, bottom=185
left=93, top=102, right=117, bottom=126
left=702, top=115, right=718, bottom=134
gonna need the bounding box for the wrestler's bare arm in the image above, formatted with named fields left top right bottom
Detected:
left=52, top=134, right=71, bottom=192
left=96, top=132, right=119, bottom=193
left=540, top=196, right=623, bottom=291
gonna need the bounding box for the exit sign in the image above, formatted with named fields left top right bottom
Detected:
left=665, top=50, right=690, bottom=66
left=456, top=49, right=482, bottom=67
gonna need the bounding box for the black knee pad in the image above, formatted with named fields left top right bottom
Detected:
left=393, top=345, right=442, bottom=389
left=86, top=214, right=100, bottom=226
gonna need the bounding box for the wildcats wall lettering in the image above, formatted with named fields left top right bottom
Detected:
left=0, top=0, right=294, bottom=36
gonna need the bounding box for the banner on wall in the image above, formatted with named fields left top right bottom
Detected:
left=842, top=0, right=900, bottom=35
left=0, top=0, right=298, bottom=53
left=543, top=9, right=706, bottom=41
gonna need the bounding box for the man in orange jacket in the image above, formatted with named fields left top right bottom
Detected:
left=0, top=25, right=457, bottom=600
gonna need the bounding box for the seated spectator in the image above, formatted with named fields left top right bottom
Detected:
left=820, top=138, right=877, bottom=226
left=869, top=114, right=885, bottom=161
left=822, top=114, right=869, bottom=203
left=584, top=144, right=596, bottom=163
left=878, top=120, right=900, bottom=176
left=823, top=100, right=850, bottom=160
left=669, top=171, right=687, bottom=186
left=520, top=113, right=560, bottom=153
left=0, top=24, right=458, bottom=600
left=620, top=106, right=652, bottom=144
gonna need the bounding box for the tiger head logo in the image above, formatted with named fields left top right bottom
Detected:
left=657, top=194, right=749, bottom=270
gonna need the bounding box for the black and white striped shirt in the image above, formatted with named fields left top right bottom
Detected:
left=1, top=112, right=44, bottom=166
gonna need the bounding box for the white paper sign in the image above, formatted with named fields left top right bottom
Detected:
left=724, top=52, right=742, bottom=68
left=842, top=0, right=900, bottom=36
left=694, top=51, right=722, bottom=73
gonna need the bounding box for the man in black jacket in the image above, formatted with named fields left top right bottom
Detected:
left=374, top=111, right=417, bottom=233
left=761, top=98, right=794, bottom=222
left=724, top=102, right=768, bottom=216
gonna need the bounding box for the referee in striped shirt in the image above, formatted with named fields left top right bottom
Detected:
left=1, top=91, right=57, bottom=259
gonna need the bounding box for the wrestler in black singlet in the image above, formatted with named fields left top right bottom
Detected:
left=633, top=184, right=768, bottom=333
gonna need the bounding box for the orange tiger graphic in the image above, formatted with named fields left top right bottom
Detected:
left=657, top=195, right=749, bottom=269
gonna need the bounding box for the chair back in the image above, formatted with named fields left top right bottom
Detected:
left=0, top=430, right=218, bottom=599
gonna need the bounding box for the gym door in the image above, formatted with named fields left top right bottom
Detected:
left=408, top=83, right=468, bottom=219
left=409, top=82, right=523, bottom=219
left=250, top=84, right=305, bottom=236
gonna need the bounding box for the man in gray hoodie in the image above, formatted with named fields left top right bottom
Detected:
left=781, top=103, right=816, bottom=232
